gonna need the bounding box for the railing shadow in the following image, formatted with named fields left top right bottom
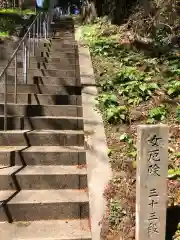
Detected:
left=1, top=144, right=28, bottom=223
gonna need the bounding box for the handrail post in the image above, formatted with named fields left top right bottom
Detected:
left=44, top=13, right=47, bottom=39
left=4, top=72, right=7, bottom=131
left=46, top=14, right=49, bottom=38
left=33, top=23, right=35, bottom=56
left=0, top=13, right=44, bottom=132
left=39, top=13, right=41, bottom=39
left=37, top=16, right=39, bottom=47
left=28, top=32, right=31, bottom=67
left=23, top=41, right=28, bottom=84
left=14, top=54, right=17, bottom=103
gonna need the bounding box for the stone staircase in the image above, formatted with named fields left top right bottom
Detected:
left=0, top=17, right=91, bottom=239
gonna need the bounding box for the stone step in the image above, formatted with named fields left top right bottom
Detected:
left=52, top=26, right=74, bottom=31
left=0, top=165, right=87, bottom=190
left=32, top=55, right=77, bottom=63
left=44, top=42, right=77, bottom=49
left=0, top=104, right=82, bottom=117
left=54, top=22, right=74, bottom=25
left=0, top=189, right=89, bottom=221
left=0, top=41, right=77, bottom=52
left=43, top=46, right=78, bottom=52
left=52, top=36, right=75, bottom=41
left=0, top=45, right=76, bottom=54
left=0, top=130, right=84, bottom=146
left=0, top=146, right=86, bottom=166
left=0, top=61, right=78, bottom=72
left=3, top=68, right=77, bottom=78
left=3, top=64, right=79, bottom=74
left=52, top=28, right=74, bottom=33
left=0, top=49, right=76, bottom=61
left=0, top=53, right=76, bottom=62
left=4, top=75, right=80, bottom=86
left=0, top=116, right=83, bottom=130
left=0, top=84, right=81, bottom=95
left=41, top=47, right=77, bottom=54
left=48, top=39, right=78, bottom=45
left=0, top=93, right=82, bottom=105
left=43, top=48, right=78, bottom=57
left=0, top=219, right=91, bottom=240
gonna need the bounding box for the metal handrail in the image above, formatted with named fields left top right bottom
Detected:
left=0, top=11, right=51, bottom=130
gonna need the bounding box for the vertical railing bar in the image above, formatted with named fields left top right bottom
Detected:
left=43, top=13, right=46, bottom=39
left=14, top=54, right=17, bottom=104
left=33, top=22, right=35, bottom=56
left=46, top=14, right=49, bottom=38
left=23, top=41, right=27, bottom=84
left=28, top=32, right=31, bottom=67
left=0, top=12, right=49, bottom=131
left=39, top=12, right=41, bottom=39
left=4, top=71, right=7, bottom=131
left=37, top=17, right=39, bottom=47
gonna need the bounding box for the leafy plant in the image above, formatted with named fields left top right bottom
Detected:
left=175, top=152, right=180, bottom=158
left=108, top=199, right=126, bottom=228
left=120, top=133, right=133, bottom=145
left=176, top=106, right=180, bottom=122
left=105, top=105, right=129, bottom=124
left=114, top=66, right=146, bottom=84
left=118, top=81, right=159, bottom=104
left=148, top=105, right=169, bottom=123
left=98, top=93, right=118, bottom=108
left=99, top=78, right=114, bottom=91
left=120, top=133, right=137, bottom=160
left=168, top=168, right=180, bottom=179
left=166, top=80, right=180, bottom=98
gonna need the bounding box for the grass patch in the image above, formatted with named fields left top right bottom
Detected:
left=79, top=19, right=180, bottom=240
left=0, top=8, right=35, bottom=16
left=0, top=31, right=9, bottom=38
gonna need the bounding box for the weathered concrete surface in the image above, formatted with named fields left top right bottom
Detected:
left=0, top=219, right=91, bottom=240
left=136, top=125, right=168, bottom=240
left=76, top=34, right=112, bottom=240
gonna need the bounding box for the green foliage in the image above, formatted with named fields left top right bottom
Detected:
left=114, top=66, right=146, bottom=83
left=97, top=94, right=129, bottom=124
left=148, top=105, right=169, bottom=123
left=108, top=199, right=126, bottom=228
left=115, top=66, right=158, bottom=104
left=99, top=66, right=159, bottom=105
left=168, top=168, right=180, bottom=179
left=98, top=93, right=118, bottom=108
left=120, top=133, right=137, bottom=160
left=176, top=107, right=180, bottom=122
left=0, top=8, right=35, bottom=15
left=166, top=80, right=180, bottom=98
left=0, top=8, right=35, bottom=36
left=119, top=133, right=133, bottom=145
left=106, top=105, right=129, bottom=124
left=99, top=78, right=114, bottom=91
left=43, top=0, right=50, bottom=10
left=119, top=81, right=159, bottom=104
left=0, top=31, right=8, bottom=37
left=0, top=17, right=16, bottom=35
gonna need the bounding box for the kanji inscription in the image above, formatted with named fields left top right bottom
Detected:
left=136, top=125, right=168, bottom=240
